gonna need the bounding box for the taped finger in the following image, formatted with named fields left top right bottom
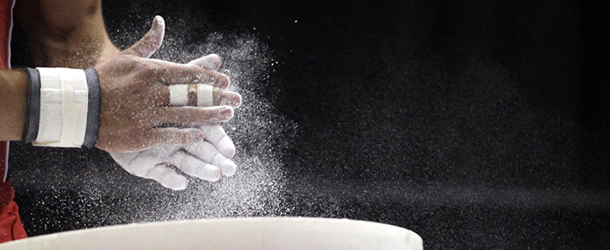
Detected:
left=167, top=84, right=240, bottom=108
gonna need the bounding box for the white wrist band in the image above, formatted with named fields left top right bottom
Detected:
left=33, top=68, right=89, bottom=148
left=169, top=84, right=214, bottom=107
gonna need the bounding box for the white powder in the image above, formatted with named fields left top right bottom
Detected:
left=12, top=17, right=297, bottom=232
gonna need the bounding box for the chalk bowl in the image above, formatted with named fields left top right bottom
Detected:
left=0, top=217, right=423, bottom=250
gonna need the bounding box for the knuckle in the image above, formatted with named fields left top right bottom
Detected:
left=137, top=62, right=159, bottom=76
left=117, top=54, right=140, bottom=65
left=149, top=90, right=169, bottom=106
left=186, top=64, right=200, bottom=71
left=149, top=38, right=163, bottom=50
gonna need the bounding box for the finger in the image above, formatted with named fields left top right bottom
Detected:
left=212, top=152, right=237, bottom=176
left=169, top=151, right=222, bottom=182
left=163, top=86, right=241, bottom=108
left=146, top=128, right=205, bottom=147
left=145, top=164, right=189, bottom=190
left=201, top=124, right=235, bottom=158
left=184, top=141, right=237, bottom=176
left=154, top=106, right=234, bottom=126
left=120, top=150, right=162, bottom=177
left=187, top=54, right=222, bottom=70
left=122, top=16, right=165, bottom=58
left=147, top=144, right=182, bottom=154
left=146, top=60, right=230, bottom=88
left=214, top=89, right=242, bottom=108
left=110, top=148, right=188, bottom=190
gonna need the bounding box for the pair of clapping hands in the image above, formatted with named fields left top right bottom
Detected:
left=94, top=16, right=240, bottom=190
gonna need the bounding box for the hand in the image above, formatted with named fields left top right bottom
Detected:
left=108, top=52, right=242, bottom=190
left=110, top=124, right=237, bottom=190
left=94, top=16, right=240, bottom=152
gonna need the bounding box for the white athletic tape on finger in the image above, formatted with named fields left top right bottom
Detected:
left=34, top=68, right=88, bottom=147
left=168, top=84, right=188, bottom=106
left=168, top=84, right=213, bottom=107
left=197, top=84, right=214, bottom=107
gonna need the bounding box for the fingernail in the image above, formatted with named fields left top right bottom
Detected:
left=200, top=165, right=221, bottom=182
left=221, top=160, right=237, bottom=176
left=232, top=93, right=242, bottom=107
left=209, top=54, right=222, bottom=68
left=220, top=94, right=242, bottom=107
left=218, top=137, right=236, bottom=158
left=220, top=78, right=230, bottom=89
left=219, top=107, right=234, bottom=119
left=155, top=16, right=165, bottom=26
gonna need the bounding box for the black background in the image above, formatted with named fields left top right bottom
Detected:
left=9, top=0, right=610, bottom=249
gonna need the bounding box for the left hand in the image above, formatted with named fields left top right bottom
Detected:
left=110, top=124, right=237, bottom=190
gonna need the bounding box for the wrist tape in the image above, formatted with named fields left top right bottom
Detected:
left=168, top=84, right=214, bottom=107
left=23, top=67, right=100, bottom=148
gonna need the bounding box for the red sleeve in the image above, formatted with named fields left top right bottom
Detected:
left=0, top=181, right=27, bottom=243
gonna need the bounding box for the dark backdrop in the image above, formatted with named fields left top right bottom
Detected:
left=9, top=0, right=610, bottom=249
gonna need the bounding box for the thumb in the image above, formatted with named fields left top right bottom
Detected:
left=122, top=16, right=165, bottom=58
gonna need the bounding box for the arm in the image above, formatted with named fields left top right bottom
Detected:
left=9, top=2, right=241, bottom=189
left=1, top=0, right=115, bottom=140
left=12, top=1, right=235, bottom=151
left=14, top=0, right=120, bottom=68
left=0, top=70, right=27, bottom=140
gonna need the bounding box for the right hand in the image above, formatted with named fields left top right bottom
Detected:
left=109, top=53, right=241, bottom=190
left=94, top=16, right=239, bottom=152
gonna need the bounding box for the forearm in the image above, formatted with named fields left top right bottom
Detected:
left=14, top=0, right=120, bottom=68
left=0, top=70, right=28, bottom=140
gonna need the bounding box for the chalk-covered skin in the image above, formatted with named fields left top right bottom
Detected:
left=9, top=9, right=242, bottom=190
left=110, top=53, right=241, bottom=190
left=95, top=16, right=241, bottom=152
left=110, top=124, right=237, bottom=190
